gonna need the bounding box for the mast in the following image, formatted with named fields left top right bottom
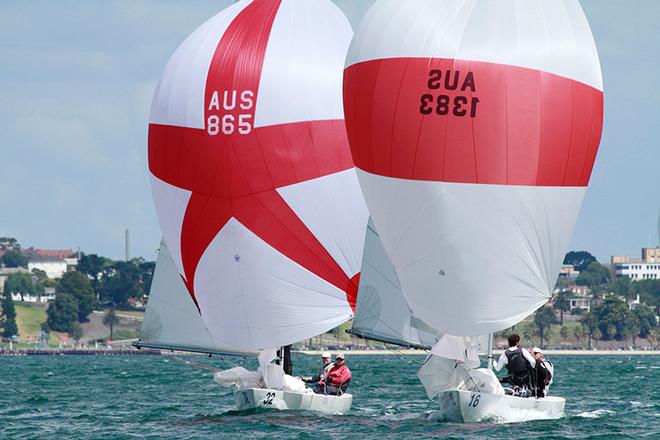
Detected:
left=487, top=333, right=494, bottom=370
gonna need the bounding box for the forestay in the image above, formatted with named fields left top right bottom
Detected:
left=344, top=0, right=604, bottom=336
left=352, top=219, right=438, bottom=348
left=148, top=0, right=368, bottom=351
left=136, top=239, right=254, bottom=356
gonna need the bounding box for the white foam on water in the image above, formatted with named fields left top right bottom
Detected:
left=576, top=409, right=614, bottom=419
left=630, top=401, right=651, bottom=408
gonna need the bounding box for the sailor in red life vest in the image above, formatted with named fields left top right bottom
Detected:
left=314, top=353, right=351, bottom=395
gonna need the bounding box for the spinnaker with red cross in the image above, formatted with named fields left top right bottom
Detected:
left=146, top=0, right=367, bottom=355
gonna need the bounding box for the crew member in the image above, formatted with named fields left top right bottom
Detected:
left=532, top=347, right=553, bottom=397
left=493, top=334, right=536, bottom=392
left=302, top=352, right=334, bottom=384
left=314, top=353, right=351, bottom=395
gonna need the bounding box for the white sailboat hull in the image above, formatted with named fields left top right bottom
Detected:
left=437, top=389, right=565, bottom=423
left=234, top=388, right=352, bottom=415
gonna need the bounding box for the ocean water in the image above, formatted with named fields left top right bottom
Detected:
left=0, top=354, right=658, bottom=439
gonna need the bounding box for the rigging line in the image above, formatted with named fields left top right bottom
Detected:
left=159, top=353, right=222, bottom=372
left=381, top=343, right=427, bottom=364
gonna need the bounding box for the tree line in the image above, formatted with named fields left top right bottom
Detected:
left=1, top=237, right=154, bottom=339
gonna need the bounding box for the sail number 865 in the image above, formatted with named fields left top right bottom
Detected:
left=419, top=94, right=479, bottom=118
left=207, top=114, right=252, bottom=135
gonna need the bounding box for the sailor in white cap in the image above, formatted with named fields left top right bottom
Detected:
left=302, top=351, right=334, bottom=385
left=532, top=347, right=554, bottom=397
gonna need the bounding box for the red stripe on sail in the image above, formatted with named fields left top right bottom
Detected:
left=343, top=57, right=603, bottom=187
left=148, top=0, right=357, bottom=311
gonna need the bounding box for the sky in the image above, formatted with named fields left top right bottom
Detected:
left=0, top=0, right=658, bottom=263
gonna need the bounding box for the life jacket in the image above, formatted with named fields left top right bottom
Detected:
left=505, top=348, right=530, bottom=377
left=540, top=360, right=553, bottom=385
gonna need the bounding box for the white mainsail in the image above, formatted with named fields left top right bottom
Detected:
left=136, top=239, right=255, bottom=356
left=352, top=219, right=438, bottom=348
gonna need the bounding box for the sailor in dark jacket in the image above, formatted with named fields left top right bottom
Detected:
left=493, top=334, right=536, bottom=391
left=532, top=347, right=554, bottom=397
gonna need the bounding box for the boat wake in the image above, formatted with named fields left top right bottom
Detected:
left=575, top=409, right=615, bottom=419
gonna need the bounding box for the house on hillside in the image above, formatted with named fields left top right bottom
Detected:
left=558, top=264, right=580, bottom=279
left=567, top=285, right=592, bottom=312
left=23, top=248, right=78, bottom=279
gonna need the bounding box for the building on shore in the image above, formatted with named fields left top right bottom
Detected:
left=566, top=285, right=592, bottom=312
left=559, top=264, right=580, bottom=279
left=611, top=247, right=660, bottom=281
left=23, top=248, right=77, bottom=279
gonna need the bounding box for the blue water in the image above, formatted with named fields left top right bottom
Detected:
left=0, top=354, right=658, bottom=439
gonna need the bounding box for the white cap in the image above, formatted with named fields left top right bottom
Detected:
left=532, top=347, right=542, bottom=354
left=321, top=352, right=331, bottom=358
left=335, top=353, right=345, bottom=360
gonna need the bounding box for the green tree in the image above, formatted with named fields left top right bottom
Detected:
left=98, top=260, right=146, bottom=306
left=581, top=312, right=598, bottom=349
left=606, top=324, right=616, bottom=348
left=576, top=261, right=610, bottom=287
left=573, top=325, right=585, bottom=344
left=632, top=304, right=657, bottom=339
left=563, top=251, right=597, bottom=272
left=534, top=305, right=555, bottom=348
left=46, top=294, right=79, bottom=332
left=4, top=272, right=43, bottom=301
left=1, top=250, right=28, bottom=268
left=1, top=290, right=18, bottom=338
left=635, top=279, right=660, bottom=314
left=560, top=325, right=569, bottom=344
left=68, top=322, right=83, bottom=345
left=0, top=237, right=19, bottom=251
left=648, top=328, right=660, bottom=349
left=57, top=271, right=96, bottom=322
left=611, top=277, right=634, bottom=300
left=522, top=325, right=535, bottom=344
left=103, top=309, right=121, bottom=340
left=593, top=296, right=639, bottom=341
left=554, top=290, right=573, bottom=325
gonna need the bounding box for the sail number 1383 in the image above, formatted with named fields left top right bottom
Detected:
left=419, top=69, right=479, bottom=118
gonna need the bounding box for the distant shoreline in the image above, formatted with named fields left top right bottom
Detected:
left=1, top=348, right=657, bottom=357
left=296, top=349, right=660, bottom=356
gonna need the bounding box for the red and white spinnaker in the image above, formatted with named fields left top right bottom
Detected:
left=344, top=0, right=604, bottom=336
left=148, top=0, right=367, bottom=350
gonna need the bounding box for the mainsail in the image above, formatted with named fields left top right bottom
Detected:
left=136, top=239, right=254, bottom=356
left=344, top=0, right=604, bottom=337
left=147, top=0, right=367, bottom=352
left=352, top=219, right=438, bottom=348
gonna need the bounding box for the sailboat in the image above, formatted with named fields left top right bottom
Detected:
left=138, top=0, right=368, bottom=414
left=344, top=0, right=604, bottom=423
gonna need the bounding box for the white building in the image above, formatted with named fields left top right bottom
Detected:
left=23, top=248, right=77, bottom=279
left=27, top=260, right=68, bottom=279
left=611, top=247, right=660, bottom=281
left=568, top=297, right=591, bottom=312
left=558, top=264, right=580, bottom=279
